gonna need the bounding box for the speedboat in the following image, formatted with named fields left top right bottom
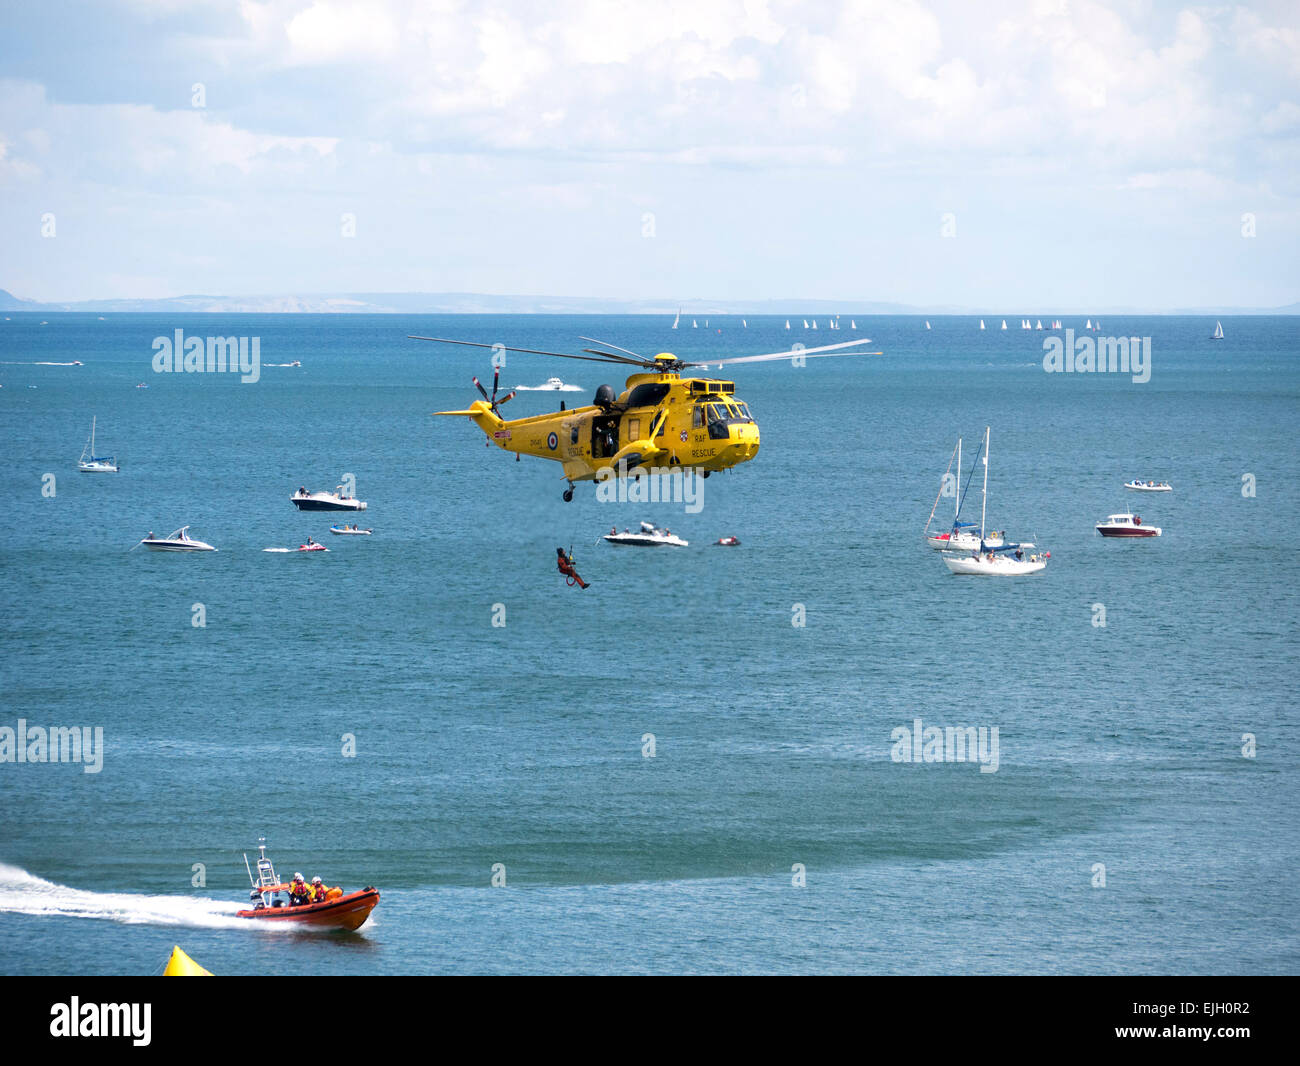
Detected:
left=1124, top=480, right=1171, bottom=492
left=604, top=521, right=688, bottom=547
left=291, top=486, right=367, bottom=511
left=236, top=840, right=377, bottom=932
left=330, top=525, right=372, bottom=535
left=1097, top=513, right=1161, bottom=537
left=140, top=526, right=216, bottom=552
left=298, top=542, right=328, bottom=552
left=713, top=536, right=740, bottom=546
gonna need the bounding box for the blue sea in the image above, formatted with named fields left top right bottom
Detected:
left=0, top=313, right=1296, bottom=975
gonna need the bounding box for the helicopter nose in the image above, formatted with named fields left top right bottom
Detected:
left=729, top=422, right=760, bottom=460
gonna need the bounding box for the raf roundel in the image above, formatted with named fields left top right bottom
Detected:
left=547, top=431, right=558, bottom=451
left=680, top=429, right=689, bottom=443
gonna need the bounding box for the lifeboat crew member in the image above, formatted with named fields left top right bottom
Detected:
left=556, top=547, right=590, bottom=589
left=289, top=873, right=312, bottom=906
left=310, top=876, right=330, bottom=902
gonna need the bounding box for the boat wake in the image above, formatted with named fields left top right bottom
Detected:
left=0, top=862, right=251, bottom=930
left=515, top=382, right=583, bottom=392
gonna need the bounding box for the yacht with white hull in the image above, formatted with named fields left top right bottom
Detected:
left=941, top=427, right=1047, bottom=576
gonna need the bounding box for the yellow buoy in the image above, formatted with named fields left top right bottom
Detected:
left=162, top=945, right=213, bottom=976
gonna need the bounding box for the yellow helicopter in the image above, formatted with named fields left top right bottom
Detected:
left=412, top=334, right=880, bottom=500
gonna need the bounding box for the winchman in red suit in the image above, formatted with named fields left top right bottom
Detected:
left=556, top=547, right=589, bottom=589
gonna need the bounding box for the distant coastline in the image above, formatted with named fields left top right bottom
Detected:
left=1, top=287, right=1296, bottom=316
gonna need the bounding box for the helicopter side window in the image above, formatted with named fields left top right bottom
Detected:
left=733, top=402, right=752, bottom=421
left=693, top=405, right=706, bottom=429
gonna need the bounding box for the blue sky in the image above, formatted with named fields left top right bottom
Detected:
left=1, top=0, right=1297, bottom=306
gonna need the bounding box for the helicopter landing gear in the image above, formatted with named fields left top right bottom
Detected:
left=562, top=484, right=574, bottom=502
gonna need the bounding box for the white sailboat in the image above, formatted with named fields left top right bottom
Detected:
left=672, top=308, right=680, bottom=329
left=692, top=319, right=698, bottom=328
left=925, top=436, right=1004, bottom=551
left=1085, top=319, right=1092, bottom=330
left=925, top=321, right=931, bottom=330
left=979, top=319, right=985, bottom=330
left=941, top=427, right=1047, bottom=576
left=803, top=319, right=809, bottom=329
left=850, top=320, right=857, bottom=329
left=1001, top=320, right=1007, bottom=330
left=1036, top=319, right=1043, bottom=330
left=742, top=319, right=747, bottom=328
left=811, top=320, right=818, bottom=329
left=1211, top=321, right=1224, bottom=340
left=78, top=417, right=118, bottom=473
left=785, top=320, right=791, bottom=330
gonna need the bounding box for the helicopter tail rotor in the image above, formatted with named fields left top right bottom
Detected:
left=471, top=366, right=516, bottom=414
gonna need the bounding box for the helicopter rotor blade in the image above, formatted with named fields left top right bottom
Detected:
left=472, top=376, right=491, bottom=402
left=580, top=348, right=655, bottom=367
left=409, top=336, right=644, bottom=367
left=491, top=365, right=501, bottom=403
left=579, top=336, right=643, bottom=359
left=682, top=337, right=881, bottom=368
left=495, top=390, right=517, bottom=407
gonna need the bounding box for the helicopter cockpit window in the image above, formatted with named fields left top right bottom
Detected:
left=706, top=404, right=730, bottom=439
left=693, top=405, right=706, bottom=429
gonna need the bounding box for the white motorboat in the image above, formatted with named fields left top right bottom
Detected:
left=330, top=525, right=372, bottom=535
left=1124, top=480, right=1172, bottom=492
left=1096, top=513, right=1161, bottom=538
left=940, top=427, right=1047, bottom=576
left=604, top=521, right=688, bottom=548
left=291, top=486, right=367, bottom=511
left=78, top=417, right=118, bottom=473
left=140, top=526, right=217, bottom=552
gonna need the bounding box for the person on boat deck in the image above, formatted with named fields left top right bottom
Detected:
left=610, top=526, right=617, bottom=536
left=1014, top=548, right=1024, bottom=560
left=310, top=876, right=330, bottom=902
left=289, top=873, right=313, bottom=906
left=298, top=486, right=306, bottom=495
left=556, top=547, right=590, bottom=590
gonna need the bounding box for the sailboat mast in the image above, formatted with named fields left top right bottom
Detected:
left=955, top=438, right=962, bottom=520
left=90, top=416, right=95, bottom=452
left=980, top=426, right=989, bottom=543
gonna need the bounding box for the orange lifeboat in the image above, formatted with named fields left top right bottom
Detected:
left=236, top=886, right=379, bottom=931
left=238, top=838, right=378, bottom=931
